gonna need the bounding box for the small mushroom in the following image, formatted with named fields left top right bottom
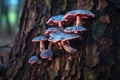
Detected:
left=45, top=27, right=61, bottom=36
left=28, top=56, right=42, bottom=65
left=47, top=15, right=69, bottom=30
left=64, top=9, right=95, bottom=26
left=40, top=49, right=53, bottom=61
left=32, top=36, right=48, bottom=52
left=64, top=25, right=87, bottom=33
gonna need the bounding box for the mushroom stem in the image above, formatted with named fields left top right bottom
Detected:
left=57, top=42, right=63, bottom=50
left=74, top=31, right=78, bottom=33
left=61, top=41, right=77, bottom=54
left=48, top=41, right=53, bottom=50
left=39, top=41, right=45, bottom=52
left=66, top=40, right=70, bottom=45
left=76, top=15, right=81, bottom=26
left=48, top=57, right=52, bottom=61
left=58, top=21, right=64, bottom=30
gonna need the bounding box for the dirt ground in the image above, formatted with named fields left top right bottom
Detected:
left=0, top=29, right=17, bottom=64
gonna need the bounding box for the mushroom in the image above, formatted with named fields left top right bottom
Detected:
left=64, top=25, right=87, bottom=33
left=64, top=9, right=95, bottom=26
left=28, top=56, right=42, bottom=65
left=61, top=33, right=80, bottom=54
left=45, top=27, right=61, bottom=36
left=48, top=31, right=64, bottom=50
left=48, top=31, right=80, bottom=54
left=32, top=36, right=48, bottom=52
left=45, top=27, right=62, bottom=49
left=47, top=15, right=69, bottom=30
left=40, top=49, right=53, bottom=61
left=62, top=33, right=80, bottom=42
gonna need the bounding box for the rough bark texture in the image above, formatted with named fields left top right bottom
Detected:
left=4, top=0, right=120, bottom=80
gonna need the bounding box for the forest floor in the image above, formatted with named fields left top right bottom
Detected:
left=0, top=29, right=17, bottom=64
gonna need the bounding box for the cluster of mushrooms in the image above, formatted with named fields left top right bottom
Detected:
left=28, top=9, right=95, bottom=65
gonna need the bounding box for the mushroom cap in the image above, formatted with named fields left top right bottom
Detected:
left=49, top=31, right=80, bottom=43
left=64, top=26, right=87, bottom=33
left=49, top=33, right=63, bottom=43
left=45, top=27, right=61, bottom=36
left=62, top=33, right=80, bottom=41
left=40, top=49, right=53, bottom=59
left=47, top=15, right=69, bottom=26
left=64, top=9, right=95, bottom=20
left=32, top=36, right=48, bottom=42
left=28, top=56, right=39, bottom=64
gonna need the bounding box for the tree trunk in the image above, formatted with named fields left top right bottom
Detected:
left=5, top=0, right=120, bottom=80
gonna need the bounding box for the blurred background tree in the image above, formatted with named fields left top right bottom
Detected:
left=0, top=0, right=25, bottom=65
left=0, top=0, right=24, bottom=34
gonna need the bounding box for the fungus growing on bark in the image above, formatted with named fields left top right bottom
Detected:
left=48, top=31, right=64, bottom=50
left=61, top=33, right=80, bottom=54
left=28, top=56, right=42, bottom=65
left=48, top=31, right=80, bottom=54
left=64, top=9, right=95, bottom=26
left=47, top=15, right=69, bottom=30
left=45, top=27, right=62, bottom=49
left=64, top=26, right=87, bottom=33
left=45, top=27, right=61, bottom=36
left=31, top=9, right=95, bottom=59
left=40, top=49, right=53, bottom=61
left=32, top=36, right=48, bottom=52
left=48, top=31, right=80, bottom=43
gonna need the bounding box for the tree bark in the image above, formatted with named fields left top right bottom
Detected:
left=4, top=0, right=120, bottom=80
